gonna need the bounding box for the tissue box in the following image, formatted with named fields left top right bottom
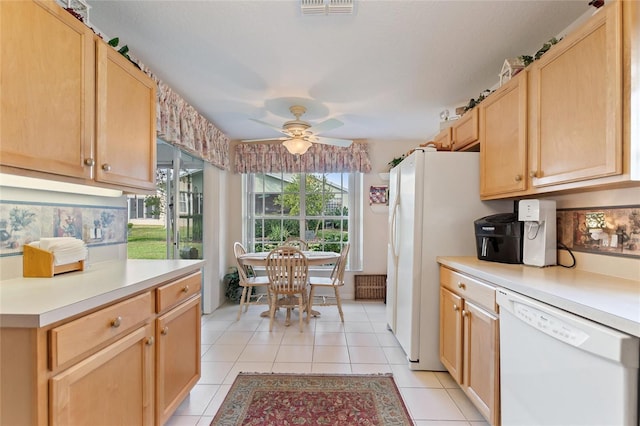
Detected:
left=23, top=245, right=85, bottom=278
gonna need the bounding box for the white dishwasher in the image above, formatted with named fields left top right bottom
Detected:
left=496, top=288, right=639, bottom=426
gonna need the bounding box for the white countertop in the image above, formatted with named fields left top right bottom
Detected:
left=437, top=256, right=640, bottom=337
left=0, top=259, right=205, bottom=328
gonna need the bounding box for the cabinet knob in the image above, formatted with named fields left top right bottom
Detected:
left=146, top=337, right=154, bottom=346
left=182, top=285, right=190, bottom=293
left=84, top=158, right=95, bottom=167
left=529, top=171, right=538, bottom=178
left=457, top=282, right=466, bottom=290
left=102, top=163, right=112, bottom=172
left=514, top=174, right=522, bottom=182
left=161, top=326, right=169, bottom=335
left=453, top=304, right=459, bottom=312
left=462, top=310, right=468, bottom=318
left=110, top=316, right=122, bottom=328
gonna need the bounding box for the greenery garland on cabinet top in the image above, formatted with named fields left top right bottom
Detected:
left=519, top=37, right=560, bottom=67
left=462, top=37, right=562, bottom=113
left=388, top=155, right=405, bottom=170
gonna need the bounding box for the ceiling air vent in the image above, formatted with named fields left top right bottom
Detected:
left=301, top=0, right=353, bottom=15
left=327, top=0, right=353, bottom=15
left=301, top=0, right=326, bottom=15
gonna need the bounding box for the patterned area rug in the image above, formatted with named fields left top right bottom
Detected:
left=211, top=373, right=413, bottom=425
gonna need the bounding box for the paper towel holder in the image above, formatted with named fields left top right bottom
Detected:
left=23, top=245, right=85, bottom=278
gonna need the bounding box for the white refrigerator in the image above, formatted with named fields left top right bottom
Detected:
left=386, top=149, right=510, bottom=371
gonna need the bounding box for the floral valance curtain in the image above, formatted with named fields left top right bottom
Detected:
left=136, top=62, right=230, bottom=171
left=235, top=142, right=372, bottom=174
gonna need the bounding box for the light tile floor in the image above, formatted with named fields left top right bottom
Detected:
left=166, top=301, right=489, bottom=426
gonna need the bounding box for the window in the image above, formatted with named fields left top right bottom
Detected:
left=243, top=172, right=362, bottom=269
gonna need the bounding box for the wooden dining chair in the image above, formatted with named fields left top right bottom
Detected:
left=282, top=237, right=308, bottom=250
left=265, top=246, right=309, bottom=332
left=234, top=242, right=270, bottom=321
left=308, top=243, right=350, bottom=322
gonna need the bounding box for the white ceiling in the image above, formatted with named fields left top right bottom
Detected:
left=86, top=0, right=591, bottom=143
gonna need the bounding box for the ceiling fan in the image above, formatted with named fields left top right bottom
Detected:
left=242, top=105, right=353, bottom=155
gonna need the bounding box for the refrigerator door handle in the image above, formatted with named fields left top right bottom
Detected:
left=390, top=201, right=399, bottom=258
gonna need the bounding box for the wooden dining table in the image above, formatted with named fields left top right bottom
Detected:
left=237, top=250, right=341, bottom=319
left=238, top=250, right=341, bottom=267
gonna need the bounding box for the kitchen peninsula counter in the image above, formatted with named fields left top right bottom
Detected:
left=437, top=256, right=640, bottom=337
left=1, top=259, right=205, bottom=425
left=0, top=259, right=205, bottom=328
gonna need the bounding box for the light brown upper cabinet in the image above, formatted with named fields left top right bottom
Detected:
left=433, top=127, right=453, bottom=151
left=95, top=42, right=156, bottom=191
left=452, top=108, right=479, bottom=151
left=0, top=0, right=156, bottom=192
left=479, top=0, right=638, bottom=199
left=0, top=0, right=95, bottom=180
left=528, top=1, right=622, bottom=188
left=480, top=71, right=528, bottom=199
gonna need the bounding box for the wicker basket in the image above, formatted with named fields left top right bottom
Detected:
left=354, top=274, right=387, bottom=301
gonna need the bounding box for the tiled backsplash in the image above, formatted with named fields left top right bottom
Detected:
left=557, top=205, right=640, bottom=259
left=0, top=200, right=127, bottom=257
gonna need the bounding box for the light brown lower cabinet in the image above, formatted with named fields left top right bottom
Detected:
left=0, top=270, right=202, bottom=426
left=50, top=324, right=155, bottom=426
left=156, top=296, right=201, bottom=425
left=439, top=287, right=462, bottom=382
left=439, top=266, right=500, bottom=426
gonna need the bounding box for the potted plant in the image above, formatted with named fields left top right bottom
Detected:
left=223, top=267, right=243, bottom=303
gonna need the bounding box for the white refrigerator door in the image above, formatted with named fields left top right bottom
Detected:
left=385, top=166, right=400, bottom=332
left=386, top=150, right=511, bottom=371
left=394, top=152, right=424, bottom=361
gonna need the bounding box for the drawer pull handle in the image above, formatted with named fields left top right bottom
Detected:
left=146, top=337, right=154, bottom=346
left=182, top=285, right=190, bottom=293
left=453, top=304, right=459, bottom=312
left=111, top=316, right=122, bottom=328
left=161, top=326, right=169, bottom=335
left=457, top=282, right=466, bottom=290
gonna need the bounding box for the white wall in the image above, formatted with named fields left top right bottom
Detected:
left=359, top=140, right=420, bottom=273
left=201, top=163, right=228, bottom=314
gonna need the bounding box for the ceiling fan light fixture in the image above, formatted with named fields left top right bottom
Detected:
left=283, top=138, right=312, bottom=155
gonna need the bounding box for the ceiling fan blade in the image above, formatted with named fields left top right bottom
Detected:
left=249, top=118, right=288, bottom=135
left=241, top=137, right=288, bottom=143
left=305, top=118, right=343, bottom=135
left=310, top=136, right=353, bottom=147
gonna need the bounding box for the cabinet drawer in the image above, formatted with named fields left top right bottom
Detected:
left=50, top=292, right=152, bottom=369
left=452, top=109, right=479, bottom=151
left=440, top=267, right=496, bottom=312
left=156, top=272, right=201, bottom=313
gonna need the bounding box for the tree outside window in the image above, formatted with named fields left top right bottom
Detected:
left=248, top=173, right=349, bottom=254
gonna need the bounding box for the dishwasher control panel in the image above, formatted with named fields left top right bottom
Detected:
left=513, top=301, right=589, bottom=347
